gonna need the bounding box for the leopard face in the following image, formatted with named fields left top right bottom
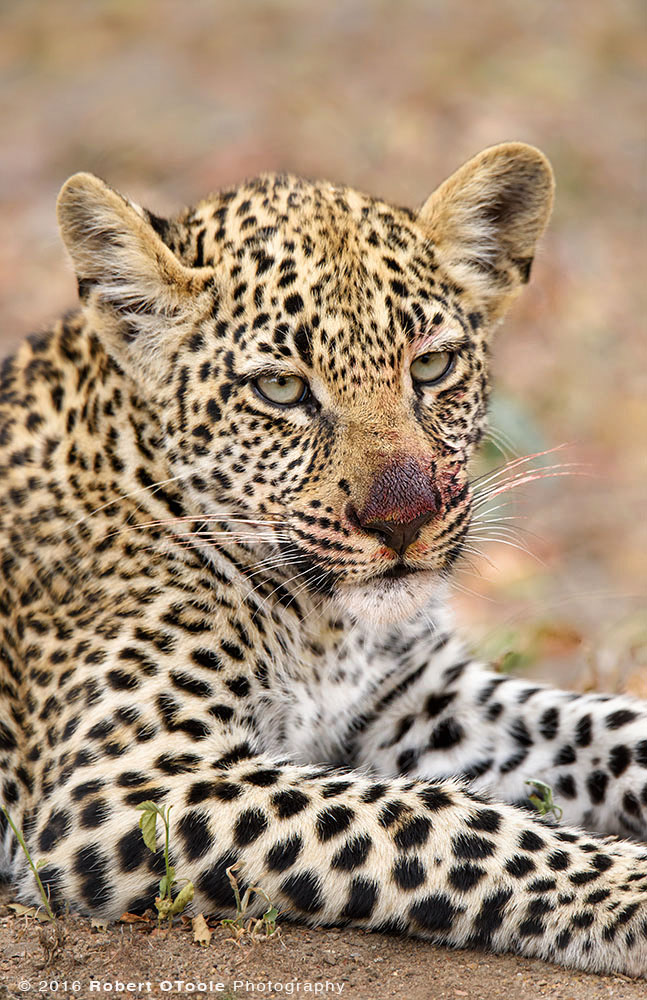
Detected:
left=57, top=144, right=554, bottom=624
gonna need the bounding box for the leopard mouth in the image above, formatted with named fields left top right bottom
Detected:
left=377, top=562, right=419, bottom=581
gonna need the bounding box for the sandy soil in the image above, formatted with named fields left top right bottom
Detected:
left=1, top=893, right=644, bottom=1000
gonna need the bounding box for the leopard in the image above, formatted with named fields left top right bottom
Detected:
left=1, top=142, right=646, bottom=978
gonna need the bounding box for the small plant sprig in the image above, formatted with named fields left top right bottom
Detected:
left=1, top=806, right=56, bottom=922
left=525, top=778, right=563, bottom=821
left=136, top=801, right=194, bottom=926
left=221, top=863, right=280, bottom=943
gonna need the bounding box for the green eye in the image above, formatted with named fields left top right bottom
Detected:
left=410, top=350, right=455, bottom=385
left=254, top=373, right=309, bottom=406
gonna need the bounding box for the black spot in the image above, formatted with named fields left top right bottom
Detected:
left=107, top=669, right=139, bottom=691
left=39, top=808, right=71, bottom=852
left=170, top=671, right=212, bottom=698
left=234, top=808, right=268, bottom=847
left=242, top=767, right=281, bottom=787
left=212, top=742, right=255, bottom=768
left=528, top=878, right=557, bottom=893
left=201, top=850, right=243, bottom=907
left=187, top=780, right=218, bottom=805
left=272, top=789, right=310, bottom=818
left=74, top=844, right=114, bottom=909
left=554, top=744, right=576, bottom=766
left=428, top=717, right=464, bottom=750
left=467, top=809, right=501, bottom=834
left=331, top=835, right=372, bottom=871
left=80, top=799, right=110, bottom=829
left=509, top=718, right=533, bottom=746
left=608, top=744, right=631, bottom=777
left=418, top=785, right=453, bottom=812
left=555, top=929, right=572, bottom=950
left=321, top=781, right=353, bottom=798
left=555, top=774, right=577, bottom=799
left=468, top=888, right=512, bottom=946
left=394, top=816, right=431, bottom=851
left=572, top=911, right=595, bottom=929
left=284, top=293, right=304, bottom=315
left=281, top=870, right=323, bottom=913
left=605, top=709, right=638, bottom=729
left=636, top=740, right=647, bottom=767
left=208, top=703, right=235, bottom=722
left=156, top=752, right=201, bottom=776
left=177, top=810, right=212, bottom=861
left=623, top=791, right=641, bottom=816
left=569, top=870, right=601, bottom=886
left=342, top=877, right=379, bottom=919
left=117, top=826, right=158, bottom=874
left=452, top=833, right=496, bottom=860
left=266, top=834, right=304, bottom=872
left=396, top=748, right=418, bottom=774
left=547, top=850, right=570, bottom=871
left=316, top=805, right=354, bottom=842
left=409, top=893, right=458, bottom=933
left=448, top=863, right=486, bottom=892
left=293, top=324, right=313, bottom=367
left=575, top=715, right=592, bottom=746
left=586, top=888, right=611, bottom=904
left=506, top=855, right=536, bottom=878
left=424, top=692, right=456, bottom=717
left=538, top=707, right=559, bottom=740
left=191, top=648, right=223, bottom=671
left=393, top=855, right=426, bottom=891
left=519, top=830, right=545, bottom=852
left=586, top=770, right=609, bottom=805
left=518, top=917, right=545, bottom=937
left=500, top=749, right=528, bottom=774
left=206, top=398, right=222, bottom=423
left=226, top=675, right=250, bottom=698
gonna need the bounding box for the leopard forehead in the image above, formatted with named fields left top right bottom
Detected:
left=158, top=174, right=482, bottom=403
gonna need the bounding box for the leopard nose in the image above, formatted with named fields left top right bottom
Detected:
left=350, top=509, right=434, bottom=557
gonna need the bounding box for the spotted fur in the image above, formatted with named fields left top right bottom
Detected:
left=1, top=144, right=646, bottom=976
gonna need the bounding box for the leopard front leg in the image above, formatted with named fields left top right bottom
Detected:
left=351, top=636, right=647, bottom=839
left=14, top=754, right=647, bottom=977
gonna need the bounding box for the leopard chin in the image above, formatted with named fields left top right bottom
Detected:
left=336, top=568, right=447, bottom=626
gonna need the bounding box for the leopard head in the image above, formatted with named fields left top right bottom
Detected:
left=57, top=143, right=553, bottom=625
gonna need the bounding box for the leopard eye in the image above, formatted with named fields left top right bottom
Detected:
left=410, top=350, right=455, bottom=385
left=254, top=373, right=309, bottom=406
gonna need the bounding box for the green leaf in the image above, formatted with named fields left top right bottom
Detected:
left=136, top=800, right=161, bottom=814
left=159, top=875, right=169, bottom=899
left=170, top=881, right=194, bottom=916
left=139, top=810, right=158, bottom=853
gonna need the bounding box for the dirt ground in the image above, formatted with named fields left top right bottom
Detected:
left=1, top=889, right=645, bottom=1000
left=0, top=2, right=645, bottom=998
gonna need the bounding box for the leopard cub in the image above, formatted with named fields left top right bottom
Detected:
left=1, top=143, right=645, bottom=976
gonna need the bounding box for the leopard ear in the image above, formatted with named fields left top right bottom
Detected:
left=419, top=143, right=554, bottom=319
left=57, top=173, right=211, bottom=357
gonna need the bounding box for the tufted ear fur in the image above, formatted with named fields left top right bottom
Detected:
left=419, top=143, right=554, bottom=319
left=57, top=173, right=212, bottom=371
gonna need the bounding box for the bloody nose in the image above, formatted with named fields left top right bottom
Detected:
left=355, top=510, right=435, bottom=557
left=349, top=454, right=440, bottom=557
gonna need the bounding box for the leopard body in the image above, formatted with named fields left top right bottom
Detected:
left=1, top=144, right=646, bottom=976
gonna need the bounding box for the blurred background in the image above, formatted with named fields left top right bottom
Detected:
left=1, top=0, right=645, bottom=693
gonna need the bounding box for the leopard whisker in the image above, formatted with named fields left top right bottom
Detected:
left=469, top=444, right=571, bottom=491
